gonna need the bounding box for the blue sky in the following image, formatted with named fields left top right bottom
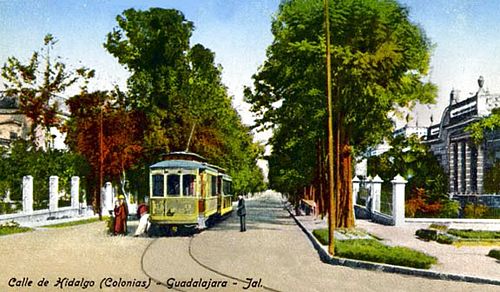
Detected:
left=1, top=0, right=500, bottom=134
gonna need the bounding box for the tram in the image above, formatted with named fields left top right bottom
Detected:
left=148, top=152, right=233, bottom=231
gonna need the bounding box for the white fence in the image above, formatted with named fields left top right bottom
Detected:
left=353, top=174, right=407, bottom=226
left=0, top=176, right=93, bottom=226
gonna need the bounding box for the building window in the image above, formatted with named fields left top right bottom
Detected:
left=9, top=132, right=18, bottom=140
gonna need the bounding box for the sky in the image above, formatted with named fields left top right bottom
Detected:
left=2, top=0, right=500, bottom=142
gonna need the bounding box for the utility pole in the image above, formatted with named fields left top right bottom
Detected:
left=98, top=103, right=104, bottom=219
left=324, top=0, right=336, bottom=256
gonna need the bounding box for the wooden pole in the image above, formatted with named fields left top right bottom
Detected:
left=324, top=0, right=336, bottom=255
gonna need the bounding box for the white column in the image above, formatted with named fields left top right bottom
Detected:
left=477, top=145, right=484, bottom=194
left=448, top=143, right=455, bottom=195
left=372, top=175, right=383, bottom=213
left=365, top=176, right=373, bottom=209
left=22, top=175, right=33, bottom=214
left=457, top=143, right=464, bottom=194
left=392, top=174, right=407, bottom=226
left=465, top=143, right=471, bottom=193
left=49, top=176, right=59, bottom=212
left=71, top=176, right=80, bottom=209
left=352, top=176, right=360, bottom=206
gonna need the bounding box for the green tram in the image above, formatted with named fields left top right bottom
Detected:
left=149, top=152, right=233, bottom=231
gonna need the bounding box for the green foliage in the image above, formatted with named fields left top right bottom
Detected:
left=466, top=108, right=500, bottom=145
left=463, top=203, right=489, bottom=219
left=436, top=234, right=455, bottom=245
left=245, top=0, right=436, bottom=199
left=487, top=249, right=500, bottom=260
left=0, top=221, right=32, bottom=236
left=447, top=229, right=500, bottom=239
left=313, top=228, right=437, bottom=269
left=429, top=224, right=449, bottom=232
left=368, top=135, right=448, bottom=197
left=415, top=229, right=437, bottom=241
left=104, top=8, right=265, bottom=196
left=0, top=140, right=88, bottom=208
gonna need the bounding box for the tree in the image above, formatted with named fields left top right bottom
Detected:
left=1, top=34, right=92, bottom=147
left=65, top=90, right=146, bottom=213
left=245, top=0, right=436, bottom=227
left=104, top=8, right=265, bottom=196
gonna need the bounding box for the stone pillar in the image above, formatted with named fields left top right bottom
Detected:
left=49, top=176, right=59, bottom=212
left=465, top=143, right=471, bottom=193
left=392, top=174, right=407, bottom=226
left=101, top=182, right=113, bottom=216
left=457, top=142, right=464, bottom=194
left=22, top=175, right=33, bottom=214
left=371, top=175, right=383, bottom=213
left=448, top=142, right=455, bottom=195
left=71, top=176, right=80, bottom=209
left=477, top=145, right=484, bottom=194
left=352, top=176, right=360, bottom=206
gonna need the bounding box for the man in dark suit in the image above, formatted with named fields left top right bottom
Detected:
left=237, top=195, right=246, bottom=232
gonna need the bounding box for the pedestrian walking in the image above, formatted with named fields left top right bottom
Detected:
left=237, top=195, right=246, bottom=232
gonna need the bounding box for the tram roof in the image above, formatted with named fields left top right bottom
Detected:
left=150, top=159, right=218, bottom=172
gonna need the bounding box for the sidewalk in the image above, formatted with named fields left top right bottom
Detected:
left=293, top=213, right=500, bottom=282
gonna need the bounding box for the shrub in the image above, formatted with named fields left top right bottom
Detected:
left=405, top=188, right=442, bottom=218
left=429, top=223, right=448, bottom=231
left=488, top=249, right=500, bottom=260
left=436, top=234, right=455, bottom=244
left=416, top=229, right=437, bottom=241
left=463, top=203, right=489, bottom=218
left=438, top=200, right=460, bottom=218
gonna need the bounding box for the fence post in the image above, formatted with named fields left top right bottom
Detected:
left=49, top=176, right=59, bottom=212
left=372, top=175, right=383, bottom=213
left=391, top=174, right=407, bottom=226
left=352, top=176, right=360, bottom=206
left=22, top=175, right=33, bottom=214
left=71, top=176, right=80, bottom=209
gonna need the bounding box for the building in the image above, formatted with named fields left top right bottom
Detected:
left=393, top=125, right=428, bottom=139
left=0, top=92, right=67, bottom=150
left=425, top=76, right=500, bottom=195
left=0, top=95, right=29, bottom=147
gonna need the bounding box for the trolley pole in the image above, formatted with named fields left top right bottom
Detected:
left=324, top=0, right=336, bottom=256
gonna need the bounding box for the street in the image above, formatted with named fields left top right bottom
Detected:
left=1, top=192, right=498, bottom=291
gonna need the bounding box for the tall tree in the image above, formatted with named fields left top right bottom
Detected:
left=245, top=0, right=436, bottom=227
left=65, top=90, right=146, bottom=214
left=104, top=8, right=265, bottom=196
left=1, top=34, right=91, bottom=148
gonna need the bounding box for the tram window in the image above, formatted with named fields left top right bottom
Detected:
left=211, top=176, right=217, bottom=196
left=152, top=175, right=164, bottom=197
left=167, top=174, right=180, bottom=196
left=183, top=174, right=196, bottom=196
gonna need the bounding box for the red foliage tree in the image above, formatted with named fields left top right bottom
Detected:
left=64, top=91, right=145, bottom=214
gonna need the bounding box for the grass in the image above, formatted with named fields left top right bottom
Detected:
left=447, top=229, right=500, bottom=239
left=0, top=222, right=32, bottom=236
left=43, top=217, right=101, bottom=228
left=313, top=228, right=437, bottom=269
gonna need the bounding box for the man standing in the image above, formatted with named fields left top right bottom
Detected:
left=237, top=195, right=246, bottom=232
